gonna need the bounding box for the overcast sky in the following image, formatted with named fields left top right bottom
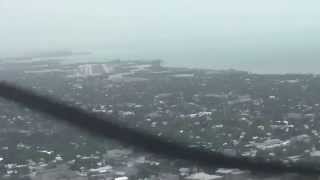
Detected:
left=1, top=0, right=320, bottom=66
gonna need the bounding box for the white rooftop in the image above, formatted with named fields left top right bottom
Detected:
left=114, top=176, right=128, bottom=180
left=186, top=172, right=223, bottom=180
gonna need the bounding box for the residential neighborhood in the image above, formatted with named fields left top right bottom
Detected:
left=0, top=59, right=319, bottom=179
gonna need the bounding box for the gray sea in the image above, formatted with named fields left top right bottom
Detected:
left=51, top=49, right=318, bottom=75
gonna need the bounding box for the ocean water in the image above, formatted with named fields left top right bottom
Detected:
left=60, top=49, right=319, bottom=75
left=25, top=47, right=318, bottom=75
left=166, top=59, right=318, bottom=75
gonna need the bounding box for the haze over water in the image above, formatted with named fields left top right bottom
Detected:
left=87, top=49, right=318, bottom=74
left=1, top=0, right=320, bottom=74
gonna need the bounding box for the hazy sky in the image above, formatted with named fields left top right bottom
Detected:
left=1, top=0, right=320, bottom=72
